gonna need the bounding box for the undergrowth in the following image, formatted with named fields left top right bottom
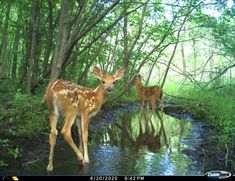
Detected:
left=164, top=80, right=235, bottom=145
left=0, top=79, right=50, bottom=168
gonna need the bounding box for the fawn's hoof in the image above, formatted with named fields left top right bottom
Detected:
left=47, top=164, right=53, bottom=172
left=77, top=153, right=84, bottom=161
left=82, top=158, right=89, bottom=165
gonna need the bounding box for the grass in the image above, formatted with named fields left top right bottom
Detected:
left=163, top=80, right=235, bottom=145
left=0, top=88, right=49, bottom=168
left=0, top=93, right=49, bottom=138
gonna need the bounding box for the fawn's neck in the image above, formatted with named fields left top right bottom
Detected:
left=135, top=81, right=143, bottom=92
left=94, top=84, right=108, bottom=106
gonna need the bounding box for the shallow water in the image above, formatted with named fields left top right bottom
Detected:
left=15, top=111, right=204, bottom=176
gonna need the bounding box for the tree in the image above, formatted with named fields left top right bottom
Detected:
left=26, top=0, right=41, bottom=95
left=0, top=3, right=10, bottom=78
left=49, top=0, right=69, bottom=82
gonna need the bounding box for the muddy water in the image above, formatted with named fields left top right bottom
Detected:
left=18, top=111, right=204, bottom=176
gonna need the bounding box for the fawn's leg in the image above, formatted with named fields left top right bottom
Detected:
left=159, top=97, right=164, bottom=118
left=146, top=101, right=150, bottom=112
left=140, top=99, right=145, bottom=112
left=61, top=112, right=83, bottom=162
left=81, top=111, right=89, bottom=164
left=47, top=112, right=58, bottom=172
left=151, top=97, right=156, bottom=112
left=76, top=117, right=83, bottom=153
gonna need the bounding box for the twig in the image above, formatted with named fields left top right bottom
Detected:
left=225, top=143, right=228, bottom=168
left=163, top=91, right=199, bottom=102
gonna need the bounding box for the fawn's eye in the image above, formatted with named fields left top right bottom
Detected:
left=102, top=81, right=105, bottom=84
left=113, top=81, right=116, bottom=85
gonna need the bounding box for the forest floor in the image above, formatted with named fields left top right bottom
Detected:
left=1, top=102, right=234, bottom=175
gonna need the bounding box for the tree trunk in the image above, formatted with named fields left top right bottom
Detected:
left=145, top=47, right=167, bottom=85
left=61, top=0, right=118, bottom=75
left=209, top=46, right=214, bottom=80
left=42, top=0, right=54, bottom=76
left=26, top=0, right=40, bottom=95
left=181, top=42, right=187, bottom=80
left=123, top=0, right=128, bottom=89
left=161, top=16, right=188, bottom=88
left=19, top=24, right=31, bottom=87
left=11, top=16, right=20, bottom=78
left=49, top=0, right=69, bottom=82
left=0, top=4, right=11, bottom=78
left=192, top=38, right=197, bottom=78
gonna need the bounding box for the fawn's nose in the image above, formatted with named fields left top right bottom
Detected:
left=107, top=87, right=113, bottom=92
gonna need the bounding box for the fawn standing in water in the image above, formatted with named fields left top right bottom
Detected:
left=132, top=75, right=164, bottom=114
left=44, top=66, right=125, bottom=171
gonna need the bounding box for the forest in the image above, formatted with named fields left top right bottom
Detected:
left=0, top=0, right=234, bottom=176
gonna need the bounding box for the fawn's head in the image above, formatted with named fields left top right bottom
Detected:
left=132, top=74, right=142, bottom=85
left=93, top=66, right=125, bottom=93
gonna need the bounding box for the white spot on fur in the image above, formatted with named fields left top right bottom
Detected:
left=50, top=80, right=59, bottom=91
left=58, top=89, right=67, bottom=95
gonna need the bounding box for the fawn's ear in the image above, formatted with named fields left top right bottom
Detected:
left=93, top=66, right=103, bottom=80
left=113, top=68, right=126, bottom=80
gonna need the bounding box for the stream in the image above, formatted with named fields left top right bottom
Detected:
left=3, top=104, right=209, bottom=176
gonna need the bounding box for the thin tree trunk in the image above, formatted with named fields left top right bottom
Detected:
left=42, top=0, right=54, bottom=76
left=11, top=17, right=20, bottom=78
left=161, top=16, right=187, bottom=88
left=0, top=4, right=11, bottom=78
left=26, top=0, right=40, bottom=95
left=199, top=53, right=214, bottom=82
left=19, top=22, right=31, bottom=87
left=146, top=47, right=166, bottom=85
left=49, top=0, right=69, bottom=82
left=32, top=1, right=42, bottom=83
left=61, top=0, right=119, bottom=72
left=181, top=42, right=187, bottom=80
left=192, top=38, right=197, bottom=78
left=123, top=0, right=128, bottom=89
left=128, top=0, right=148, bottom=59
left=209, top=46, right=214, bottom=80
left=160, top=1, right=203, bottom=87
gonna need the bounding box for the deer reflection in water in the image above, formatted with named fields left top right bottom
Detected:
left=99, top=111, right=168, bottom=153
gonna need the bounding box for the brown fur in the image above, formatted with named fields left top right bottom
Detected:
left=44, top=66, right=125, bottom=171
left=132, top=75, right=163, bottom=112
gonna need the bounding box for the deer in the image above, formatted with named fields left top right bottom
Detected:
left=132, top=74, right=163, bottom=114
left=44, top=66, right=125, bottom=171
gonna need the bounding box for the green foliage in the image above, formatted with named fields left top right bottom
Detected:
left=0, top=138, right=20, bottom=168
left=0, top=92, right=49, bottom=138
left=0, top=79, right=16, bottom=110
left=165, top=81, right=235, bottom=144
left=0, top=87, right=49, bottom=169
left=120, top=86, right=140, bottom=103
left=8, top=148, right=20, bottom=159
left=0, top=160, right=8, bottom=168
